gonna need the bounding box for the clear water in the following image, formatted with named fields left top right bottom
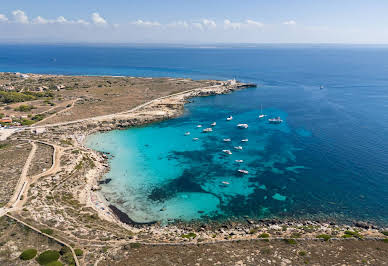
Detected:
left=2, top=44, right=388, bottom=225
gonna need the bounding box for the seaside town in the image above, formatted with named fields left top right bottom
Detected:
left=0, top=71, right=387, bottom=265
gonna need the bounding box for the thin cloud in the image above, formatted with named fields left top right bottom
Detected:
left=224, top=19, right=241, bottom=30
left=283, top=20, right=296, bottom=25
left=202, top=19, right=216, bottom=29
left=91, top=12, right=107, bottom=25
left=0, top=14, right=8, bottom=22
left=12, top=10, right=28, bottom=24
left=132, top=19, right=161, bottom=27
left=246, top=19, right=263, bottom=28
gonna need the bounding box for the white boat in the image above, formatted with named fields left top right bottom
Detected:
left=211, top=122, right=216, bottom=126
left=223, top=138, right=231, bottom=142
left=221, top=181, right=230, bottom=185
left=234, top=146, right=243, bottom=150
left=197, top=125, right=202, bottom=128
left=238, top=169, right=249, bottom=174
left=268, top=117, right=283, bottom=124
left=222, top=149, right=232, bottom=155
left=193, top=138, right=199, bottom=141
left=259, top=104, right=267, bottom=118
left=237, top=124, right=248, bottom=129
left=226, top=116, right=233, bottom=121
left=185, top=132, right=190, bottom=136
left=241, top=139, right=248, bottom=142
left=203, top=128, right=213, bottom=133
left=235, top=160, right=244, bottom=163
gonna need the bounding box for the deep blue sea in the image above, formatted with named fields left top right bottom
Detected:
left=1, top=44, right=388, bottom=225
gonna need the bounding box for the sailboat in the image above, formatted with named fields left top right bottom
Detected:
left=259, top=104, right=266, bottom=119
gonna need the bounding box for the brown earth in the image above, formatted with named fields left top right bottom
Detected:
left=103, top=239, right=388, bottom=266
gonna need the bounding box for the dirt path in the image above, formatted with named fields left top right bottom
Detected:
left=34, top=98, right=81, bottom=126
left=7, top=142, right=37, bottom=208
left=16, top=141, right=63, bottom=208
left=32, top=85, right=219, bottom=128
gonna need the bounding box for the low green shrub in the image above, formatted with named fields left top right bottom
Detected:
left=298, top=251, right=306, bottom=256
left=41, top=228, right=54, bottom=235
left=317, top=234, right=331, bottom=241
left=181, top=232, right=197, bottom=239
left=343, top=230, right=363, bottom=239
left=45, top=261, right=63, bottom=266
left=381, top=231, right=388, bottom=236
left=129, top=243, right=141, bottom=249
left=258, top=233, right=269, bottom=238
left=284, top=238, right=297, bottom=244
left=74, top=248, right=83, bottom=256
left=36, top=250, right=60, bottom=265
left=19, top=249, right=37, bottom=260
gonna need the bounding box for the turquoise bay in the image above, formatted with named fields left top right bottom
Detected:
left=1, top=44, right=387, bottom=225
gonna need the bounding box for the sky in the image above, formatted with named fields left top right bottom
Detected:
left=1, top=0, right=388, bottom=44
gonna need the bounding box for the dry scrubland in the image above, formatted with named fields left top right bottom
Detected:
left=0, top=72, right=212, bottom=125
left=0, top=73, right=387, bottom=265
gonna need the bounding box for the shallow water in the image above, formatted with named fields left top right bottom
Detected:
left=1, top=44, right=387, bottom=225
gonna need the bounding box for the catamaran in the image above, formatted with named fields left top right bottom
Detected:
left=259, top=104, right=267, bottom=118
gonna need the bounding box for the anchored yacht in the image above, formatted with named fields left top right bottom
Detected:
left=226, top=116, right=233, bottom=121
left=203, top=128, right=213, bottom=133
left=222, top=149, right=232, bottom=155
left=268, top=117, right=283, bottom=124
left=237, top=124, right=248, bottom=129
left=238, top=169, right=249, bottom=174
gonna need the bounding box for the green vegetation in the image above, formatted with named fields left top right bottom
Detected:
left=181, top=232, right=197, bottom=239
left=59, top=246, right=70, bottom=255
left=36, top=250, right=60, bottom=265
left=45, top=261, right=63, bottom=266
left=382, top=231, right=388, bottom=236
left=40, top=228, right=54, bottom=235
left=19, top=248, right=37, bottom=260
left=382, top=239, right=388, bottom=243
left=284, top=238, right=297, bottom=244
left=0, top=91, right=35, bottom=103
left=60, top=139, right=73, bottom=146
left=298, top=251, right=307, bottom=256
left=74, top=248, right=83, bottom=256
left=129, top=243, right=141, bottom=249
left=32, top=114, right=46, bottom=121
left=258, top=233, right=270, bottom=238
left=0, top=143, right=8, bottom=149
left=317, top=234, right=331, bottom=241
left=342, top=230, right=363, bottom=239
left=61, top=252, right=74, bottom=265
left=14, top=104, right=36, bottom=112
left=249, top=228, right=258, bottom=234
